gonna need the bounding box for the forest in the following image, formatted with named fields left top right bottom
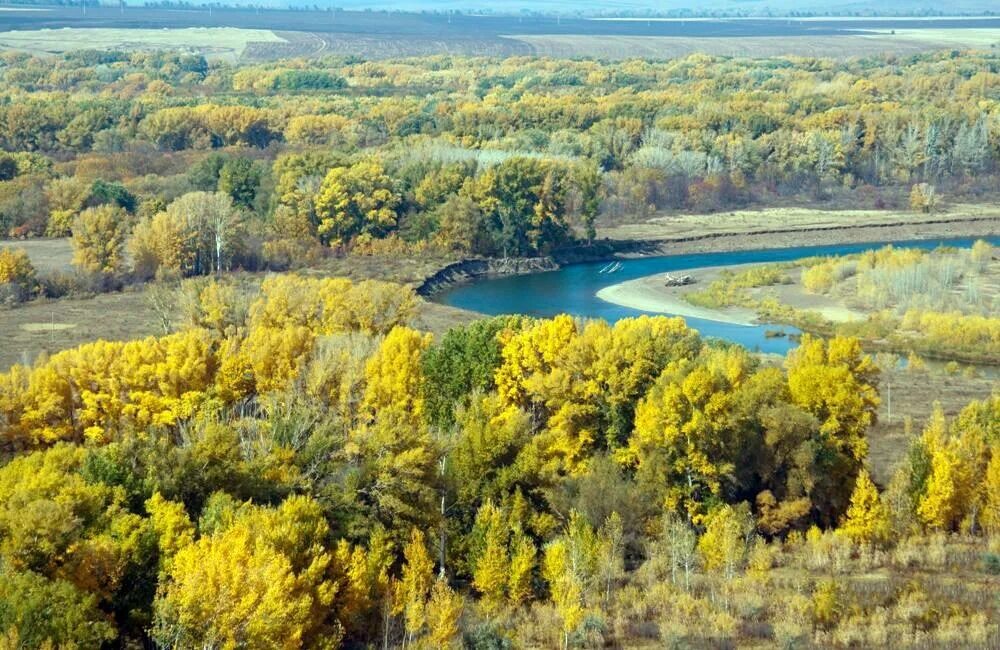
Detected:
left=0, top=45, right=999, bottom=649
left=0, top=275, right=998, bottom=647
left=0, top=49, right=999, bottom=300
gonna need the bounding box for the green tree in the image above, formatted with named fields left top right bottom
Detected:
left=0, top=563, right=115, bottom=650
left=421, top=316, right=522, bottom=429
left=573, top=161, right=603, bottom=244
left=218, top=157, right=262, bottom=209
left=187, top=152, right=227, bottom=191
left=473, top=157, right=570, bottom=257
left=88, top=179, right=136, bottom=213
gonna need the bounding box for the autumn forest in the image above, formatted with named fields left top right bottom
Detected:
left=0, top=39, right=999, bottom=650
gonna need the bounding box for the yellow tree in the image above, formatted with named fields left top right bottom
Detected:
left=313, top=158, right=400, bottom=245
left=917, top=445, right=966, bottom=530
left=495, top=314, right=699, bottom=477
left=145, top=492, right=195, bottom=570
left=167, top=191, right=243, bottom=275
left=128, top=209, right=197, bottom=279
left=425, top=576, right=464, bottom=648
left=72, top=204, right=129, bottom=274
left=360, top=326, right=431, bottom=428
left=224, top=325, right=316, bottom=398
left=981, top=451, right=1000, bottom=536
left=346, top=412, right=439, bottom=543
left=839, top=469, right=891, bottom=546
left=471, top=501, right=509, bottom=614
left=543, top=538, right=585, bottom=650
left=398, top=528, right=434, bottom=645
left=507, top=534, right=537, bottom=607
left=622, top=347, right=755, bottom=519
left=697, top=503, right=751, bottom=581
left=154, top=522, right=316, bottom=649
left=909, top=182, right=938, bottom=213
left=44, top=176, right=91, bottom=236
left=785, top=335, right=879, bottom=521
left=330, top=528, right=393, bottom=640
left=153, top=497, right=338, bottom=650
left=0, top=248, right=34, bottom=285
left=786, top=335, right=879, bottom=461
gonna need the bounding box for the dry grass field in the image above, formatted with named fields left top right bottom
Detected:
left=0, top=27, right=285, bottom=61
left=0, top=289, right=162, bottom=369
left=599, top=204, right=1000, bottom=254
left=867, top=365, right=998, bottom=484
left=0, top=7, right=995, bottom=60
left=0, top=249, right=475, bottom=370
left=509, top=28, right=1000, bottom=59
left=0, top=286, right=475, bottom=371
left=0, top=238, right=73, bottom=275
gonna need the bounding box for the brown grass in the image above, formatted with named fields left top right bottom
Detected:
left=867, top=366, right=998, bottom=484
left=0, top=251, right=478, bottom=371
left=0, top=289, right=162, bottom=369
left=599, top=204, right=1000, bottom=243
left=508, top=31, right=1000, bottom=60
left=0, top=237, right=73, bottom=275
left=600, top=207, right=1000, bottom=258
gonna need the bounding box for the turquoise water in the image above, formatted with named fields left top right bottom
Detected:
left=435, top=236, right=1000, bottom=355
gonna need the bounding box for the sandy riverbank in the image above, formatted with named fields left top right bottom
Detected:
left=596, top=262, right=865, bottom=326
left=596, top=266, right=758, bottom=325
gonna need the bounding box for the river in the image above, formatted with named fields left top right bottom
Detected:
left=435, top=236, right=1000, bottom=355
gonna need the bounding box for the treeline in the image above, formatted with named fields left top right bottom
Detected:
left=1, top=275, right=999, bottom=647
left=0, top=50, right=999, bottom=269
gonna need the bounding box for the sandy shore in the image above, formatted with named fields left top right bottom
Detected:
left=596, top=266, right=759, bottom=326
left=597, top=263, right=865, bottom=326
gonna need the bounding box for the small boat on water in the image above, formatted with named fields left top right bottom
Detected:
left=598, top=261, right=624, bottom=274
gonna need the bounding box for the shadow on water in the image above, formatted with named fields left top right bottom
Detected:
left=435, top=236, right=1000, bottom=355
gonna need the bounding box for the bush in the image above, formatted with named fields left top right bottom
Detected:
left=463, top=622, right=514, bottom=650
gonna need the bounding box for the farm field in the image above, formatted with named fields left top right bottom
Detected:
left=0, top=26, right=285, bottom=61
left=511, top=29, right=1000, bottom=58
left=866, top=364, right=999, bottom=483
left=0, top=7, right=997, bottom=59
left=0, top=289, right=162, bottom=369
